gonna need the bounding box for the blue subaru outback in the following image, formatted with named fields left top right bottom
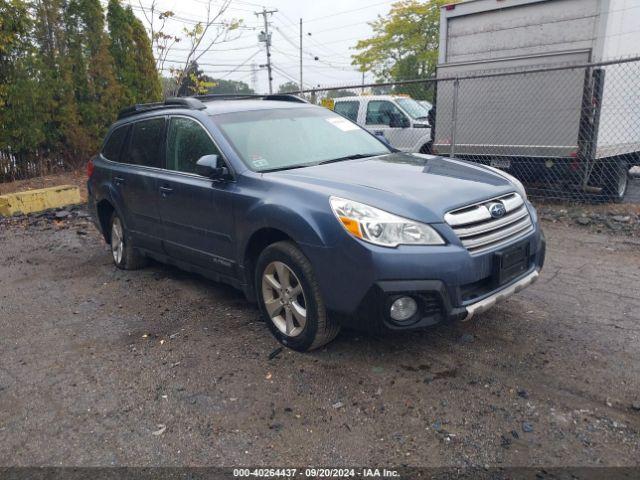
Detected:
left=88, top=95, right=545, bottom=351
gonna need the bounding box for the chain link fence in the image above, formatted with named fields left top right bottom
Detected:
left=295, top=57, right=640, bottom=204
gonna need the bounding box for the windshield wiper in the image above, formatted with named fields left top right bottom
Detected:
left=261, top=153, right=378, bottom=172
left=318, top=153, right=377, bottom=165
left=261, top=164, right=312, bottom=173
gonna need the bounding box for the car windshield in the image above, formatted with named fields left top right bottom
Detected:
left=213, top=107, right=391, bottom=172
left=396, top=98, right=430, bottom=119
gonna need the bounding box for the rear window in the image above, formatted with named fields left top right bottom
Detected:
left=102, top=125, right=129, bottom=162
left=125, top=117, right=165, bottom=168
left=334, top=101, right=359, bottom=122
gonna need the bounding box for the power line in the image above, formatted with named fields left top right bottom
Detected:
left=312, top=20, right=370, bottom=35
left=163, top=49, right=261, bottom=69
left=304, top=0, right=394, bottom=24
left=219, top=49, right=263, bottom=78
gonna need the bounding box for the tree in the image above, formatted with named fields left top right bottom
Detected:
left=33, top=0, right=92, bottom=164
left=0, top=0, right=45, bottom=166
left=351, top=0, right=449, bottom=98
left=107, top=0, right=161, bottom=105
left=278, top=81, right=300, bottom=94
left=136, top=0, right=242, bottom=96
left=326, top=89, right=358, bottom=99
left=0, top=0, right=30, bottom=106
left=176, top=61, right=213, bottom=96
left=65, top=0, right=122, bottom=146
left=206, top=78, right=254, bottom=95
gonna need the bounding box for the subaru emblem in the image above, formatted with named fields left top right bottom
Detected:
left=488, top=202, right=506, bottom=219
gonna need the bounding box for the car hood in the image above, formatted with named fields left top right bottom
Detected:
left=268, top=153, right=517, bottom=223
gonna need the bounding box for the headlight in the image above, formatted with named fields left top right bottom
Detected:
left=329, top=196, right=445, bottom=247
left=485, top=165, right=528, bottom=200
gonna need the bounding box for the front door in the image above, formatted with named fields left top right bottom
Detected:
left=365, top=100, right=412, bottom=151
left=158, top=116, right=236, bottom=276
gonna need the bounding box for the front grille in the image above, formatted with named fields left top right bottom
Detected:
left=444, top=193, right=533, bottom=254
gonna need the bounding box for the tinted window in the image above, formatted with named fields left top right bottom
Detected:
left=334, top=101, right=359, bottom=122
left=102, top=125, right=129, bottom=162
left=126, top=117, right=165, bottom=168
left=167, top=117, right=220, bottom=174
left=365, top=100, right=405, bottom=126
left=214, top=107, right=390, bottom=172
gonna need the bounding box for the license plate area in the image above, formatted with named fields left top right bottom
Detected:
left=493, top=240, right=529, bottom=286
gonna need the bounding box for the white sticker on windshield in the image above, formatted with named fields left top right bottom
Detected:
left=251, top=155, right=269, bottom=168
left=326, top=117, right=360, bottom=132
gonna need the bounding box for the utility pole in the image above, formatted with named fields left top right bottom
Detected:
left=255, top=7, right=277, bottom=94
left=250, top=62, right=258, bottom=93
left=361, top=70, right=365, bottom=94
left=299, top=18, right=303, bottom=94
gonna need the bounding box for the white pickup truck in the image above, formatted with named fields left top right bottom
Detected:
left=331, top=95, right=433, bottom=153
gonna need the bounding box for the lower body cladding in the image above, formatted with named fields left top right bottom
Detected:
left=306, top=230, right=546, bottom=333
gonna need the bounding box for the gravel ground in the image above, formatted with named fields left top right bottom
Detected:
left=0, top=208, right=639, bottom=468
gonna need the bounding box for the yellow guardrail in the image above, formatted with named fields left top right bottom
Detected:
left=0, top=185, right=82, bottom=216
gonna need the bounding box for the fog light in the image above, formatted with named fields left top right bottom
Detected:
left=390, top=296, right=418, bottom=322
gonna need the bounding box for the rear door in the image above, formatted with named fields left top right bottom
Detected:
left=157, top=115, right=236, bottom=276
left=111, top=116, right=165, bottom=252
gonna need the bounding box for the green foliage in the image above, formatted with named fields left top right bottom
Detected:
left=107, top=0, right=161, bottom=105
left=0, top=0, right=161, bottom=179
left=0, top=0, right=31, bottom=101
left=326, top=89, right=358, bottom=99
left=206, top=78, right=254, bottom=95
left=177, top=62, right=212, bottom=96
left=66, top=0, right=122, bottom=147
left=0, top=0, right=43, bottom=158
left=351, top=0, right=449, bottom=98
left=278, top=81, right=301, bottom=94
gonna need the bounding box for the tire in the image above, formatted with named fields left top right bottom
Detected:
left=109, top=212, right=147, bottom=270
left=419, top=142, right=433, bottom=154
left=600, top=159, right=628, bottom=203
left=255, top=241, right=340, bottom=352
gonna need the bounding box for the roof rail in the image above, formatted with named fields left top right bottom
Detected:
left=193, top=93, right=308, bottom=104
left=117, top=97, right=206, bottom=120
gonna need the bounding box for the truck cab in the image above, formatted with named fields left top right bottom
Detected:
left=332, top=95, right=433, bottom=153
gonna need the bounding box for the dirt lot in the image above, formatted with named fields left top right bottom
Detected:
left=0, top=208, right=639, bottom=468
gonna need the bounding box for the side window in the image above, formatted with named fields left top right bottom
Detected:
left=365, top=100, right=405, bottom=126
left=102, top=125, right=129, bottom=162
left=166, top=117, right=220, bottom=174
left=126, top=117, right=165, bottom=168
left=334, top=101, right=359, bottom=122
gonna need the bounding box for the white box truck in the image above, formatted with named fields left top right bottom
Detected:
left=433, top=0, right=640, bottom=201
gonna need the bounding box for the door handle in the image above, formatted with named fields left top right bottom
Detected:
left=159, top=186, right=173, bottom=197
left=113, top=176, right=125, bottom=186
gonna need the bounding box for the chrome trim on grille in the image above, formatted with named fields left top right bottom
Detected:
left=445, top=193, right=534, bottom=254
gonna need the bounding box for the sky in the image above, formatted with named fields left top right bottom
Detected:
left=122, top=0, right=398, bottom=93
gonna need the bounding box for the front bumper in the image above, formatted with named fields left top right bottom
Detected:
left=463, top=268, right=538, bottom=321
left=307, top=226, right=546, bottom=332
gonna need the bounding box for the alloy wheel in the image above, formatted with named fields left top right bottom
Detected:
left=111, top=217, right=124, bottom=265
left=261, top=261, right=307, bottom=337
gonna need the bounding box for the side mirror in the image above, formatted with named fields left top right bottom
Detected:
left=195, top=154, right=229, bottom=179
left=389, top=114, right=409, bottom=128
